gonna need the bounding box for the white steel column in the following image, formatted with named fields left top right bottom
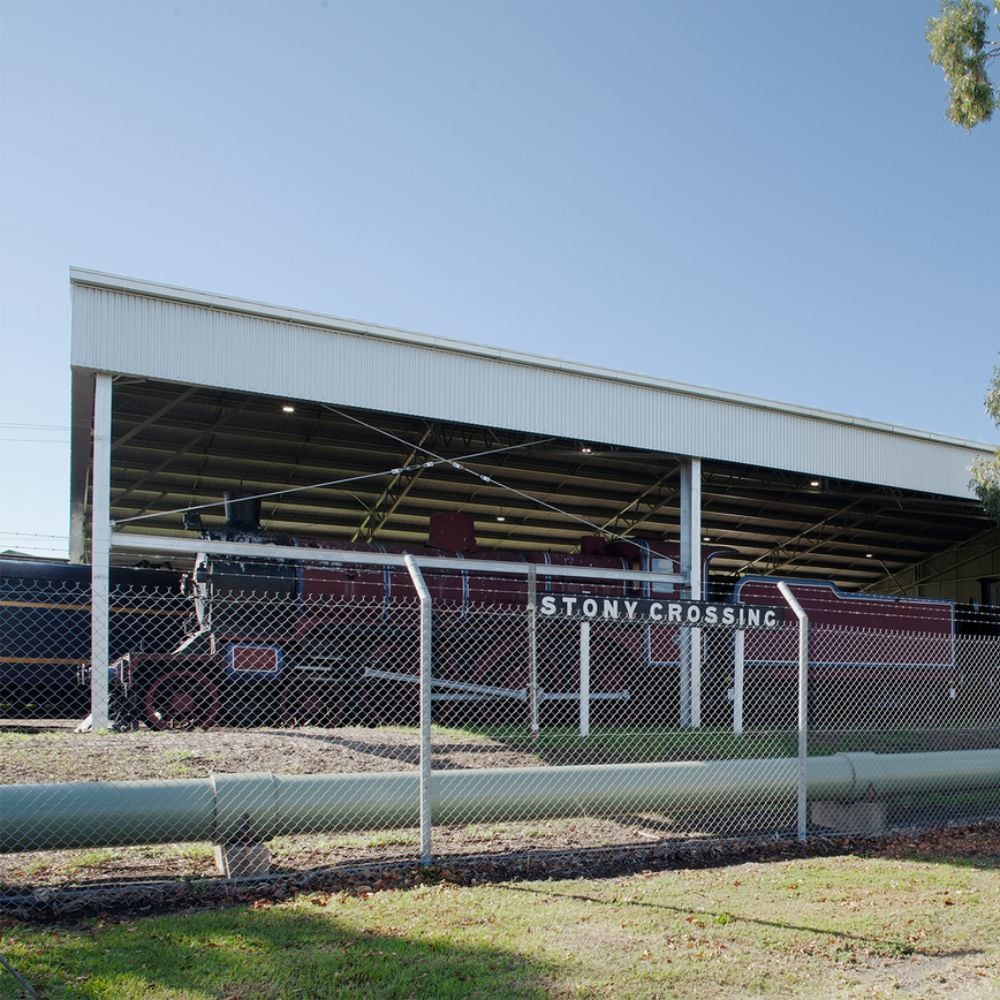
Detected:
left=678, top=458, right=703, bottom=728
left=90, top=373, right=113, bottom=730
left=69, top=503, right=86, bottom=564
left=579, top=621, right=591, bottom=738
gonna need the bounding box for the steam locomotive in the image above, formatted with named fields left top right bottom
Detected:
left=1, top=492, right=987, bottom=731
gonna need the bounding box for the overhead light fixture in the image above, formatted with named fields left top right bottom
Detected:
left=703, top=536, right=710, bottom=542
left=496, top=515, right=506, bottom=522
left=581, top=446, right=592, bottom=454
left=809, top=479, right=820, bottom=487
left=281, top=405, right=295, bottom=414
left=865, top=553, right=874, bottom=559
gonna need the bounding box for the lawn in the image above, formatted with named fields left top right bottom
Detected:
left=2, top=829, right=997, bottom=999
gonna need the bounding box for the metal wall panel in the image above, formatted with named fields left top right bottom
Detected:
left=70, top=275, right=992, bottom=499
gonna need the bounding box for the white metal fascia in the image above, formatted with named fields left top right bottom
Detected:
left=68, top=268, right=996, bottom=500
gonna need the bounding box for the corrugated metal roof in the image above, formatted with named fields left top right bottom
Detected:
left=70, top=268, right=992, bottom=501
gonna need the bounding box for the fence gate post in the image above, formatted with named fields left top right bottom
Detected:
left=404, top=555, right=433, bottom=865
left=579, top=620, right=590, bottom=738
left=777, top=582, right=809, bottom=842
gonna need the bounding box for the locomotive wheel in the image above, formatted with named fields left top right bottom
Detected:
left=144, top=669, right=220, bottom=730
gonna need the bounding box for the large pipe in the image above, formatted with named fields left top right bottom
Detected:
left=2, top=750, right=998, bottom=854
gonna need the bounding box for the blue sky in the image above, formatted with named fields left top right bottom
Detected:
left=1, top=0, right=997, bottom=558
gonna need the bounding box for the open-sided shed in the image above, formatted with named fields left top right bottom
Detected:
left=69, top=268, right=996, bottom=599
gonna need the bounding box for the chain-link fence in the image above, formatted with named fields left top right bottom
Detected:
left=2, top=562, right=998, bottom=913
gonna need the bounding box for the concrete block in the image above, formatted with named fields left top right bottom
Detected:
left=214, top=841, right=271, bottom=877
left=811, top=799, right=886, bottom=835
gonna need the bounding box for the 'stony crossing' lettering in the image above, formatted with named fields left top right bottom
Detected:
left=537, top=595, right=784, bottom=628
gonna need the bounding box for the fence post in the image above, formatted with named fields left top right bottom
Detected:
left=777, top=582, right=809, bottom=842
left=732, top=629, right=744, bottom=735
left=579, top=620, right=590, bottom=738
left=527, top=566, right=540, bottom=740
left=90, top=373, right=113, bottom=731
left=404, top=555, right=433, bottom=865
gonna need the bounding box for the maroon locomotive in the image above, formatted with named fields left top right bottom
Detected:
left=111, top=494, right=965, bottom=732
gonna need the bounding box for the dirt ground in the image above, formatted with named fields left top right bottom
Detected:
left=0, top=722, right=540, bottom=785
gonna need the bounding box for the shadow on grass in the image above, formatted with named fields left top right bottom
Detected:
left=4, top=906, right=557, bottom=1000
left=500, top=881, right=986, bottom=962
left=894, top=853, right=1000, bottom=870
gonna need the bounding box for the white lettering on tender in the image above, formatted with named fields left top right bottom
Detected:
left=540, top=594, right=778, bottom=627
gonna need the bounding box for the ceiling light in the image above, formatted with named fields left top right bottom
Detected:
left=281, top=405, right=295, bottom=414
left=581, top=446, right=592, bottom=454
left=865, top=553, right=873, bottom=559
left=703, top=536, right=710, bottom=542
left=496, top=515, right=506, bottom=522
left=809, top=479, right=820, bottom=487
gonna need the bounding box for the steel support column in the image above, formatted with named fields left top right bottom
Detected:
left=679, top=457, right=702, bottom=728
left=90, top=373, right=112, bottom=730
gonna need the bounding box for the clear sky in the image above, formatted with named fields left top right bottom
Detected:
left=1, top=0, right=997, bottom=558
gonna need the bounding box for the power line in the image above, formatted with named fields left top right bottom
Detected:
left=0, top=422, right=68, bottom=430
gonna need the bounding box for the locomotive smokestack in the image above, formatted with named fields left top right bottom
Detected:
left=223, top=491, right=262, bottom=533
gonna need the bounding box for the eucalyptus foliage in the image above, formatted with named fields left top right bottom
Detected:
left=927, top=0, right=999, bottom=128
left=971, top=358, right=1000, bottom=521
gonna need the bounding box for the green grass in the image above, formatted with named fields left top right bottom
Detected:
left=430, top=722, right=802, bottom=762
left=430, top=724, right=1000, bottom=763
left=3, top=851, right=998, bottom=999
left=63, top=849, right=119, bottom=873
left=161, top=749, right=201, bottom=777
left=269, top=830, right=421, bottom=856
